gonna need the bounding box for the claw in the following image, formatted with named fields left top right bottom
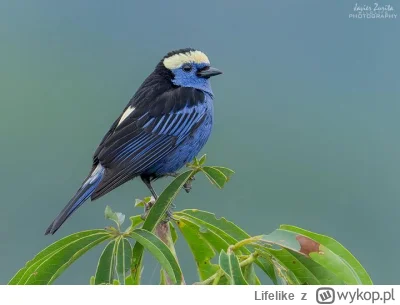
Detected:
left=183, top=176, right=195, bottom=193
left=167, top=173, right=196, bottom=193
left=183, top=183, right=191, bottom=193
left=161, top=205, right=177, bottom=223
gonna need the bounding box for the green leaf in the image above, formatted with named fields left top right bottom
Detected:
left=128, top=215, right=144, bottom=231
left=95, top=240, right=117, bottom=285
left=134, top=199, right=145, bottom=208
left=159, top=269, right=167, bottom=285
left=113, top=279, right=120, bottom=285
left=175, top=210, right=250, bottom=246
left=124, top=274, right=134, bottom=285
left=270, top=256, right=301, bottom=285
left=135, top=196, right=152, bottom=208
left=267, top=248, right=344, bottom=285
left=177, top=210, right=262, bottom=285
left=219, top=250, right=248, bottom=285
left=254, top=256, right=278, bottom=285
left=242, top=263, right=260, bottom=285
left=190, top=157, right=200, bottom=167
left=130, top=170, right=194, bottom=284
left=201, top=166, right=227, bottom=189
left=131, top=229, right=183, bottom=285
left=177, top=214, right=230, bottom=252
left=89, top=276, right=95, bottom=285
left=212, top=166, right=235, bottom=180
left=198, top=154, right=207, bottom=165
left=9, top=230, right=110, bottom=285
left=9, top=230, right=111, bottom=285
left=169, top=223, right=178, bottom=244
left=105, top=205, right=125, bottom=228
left=142, top=170, right=194, bottom=232
left=280, top=225, right=372, bottom=285
left=258, top=228, right=368, bottom=285
left=176, top=215, right=225, bottom=282
left=176, top=210, right=270, bottom=283
left=116, top=238, right=132, bottom=284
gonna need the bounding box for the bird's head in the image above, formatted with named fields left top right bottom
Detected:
left=158, top=48, right=222, bottom=95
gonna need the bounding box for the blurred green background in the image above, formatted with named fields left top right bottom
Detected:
left=1, top=1, right=399, bottom=284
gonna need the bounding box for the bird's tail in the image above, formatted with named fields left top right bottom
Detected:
left=45, top=164, right=105, bottom=235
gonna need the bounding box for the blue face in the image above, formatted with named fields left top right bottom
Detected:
left=172, top=62, right=213, bottom=95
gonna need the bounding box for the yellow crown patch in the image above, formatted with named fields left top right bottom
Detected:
left=163, top=50, right=210, bottom=70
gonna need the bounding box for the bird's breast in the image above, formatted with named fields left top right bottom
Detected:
left=146, top=95, right=214, bottom=176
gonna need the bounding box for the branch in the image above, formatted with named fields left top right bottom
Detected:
left=155, top=221, right=185, bottom=285
left=194, top=252, right=259, bottom=285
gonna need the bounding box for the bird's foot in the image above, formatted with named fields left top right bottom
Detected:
left=183, top=176, right=195, bottom=193
left=161, top=206, right=177, bottom=223
left=166, top=172, right=195, bottom=193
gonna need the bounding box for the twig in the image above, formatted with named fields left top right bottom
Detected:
left=194, top=252, right=259, bottom=285
left=229, top=235, right=263, bottom=251
left=155, top=221, right=185, bottom=284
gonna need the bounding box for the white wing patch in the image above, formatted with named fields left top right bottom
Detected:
left=83, top=164, right=104, bottom=186
left=163, top=50, right=210, bottom=70
left=118, top=106, right=135, bottom=126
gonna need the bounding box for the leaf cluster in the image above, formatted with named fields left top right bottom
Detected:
left=8, top=155, right=372, bottom=285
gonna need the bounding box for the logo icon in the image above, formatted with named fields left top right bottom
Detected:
left=316, top=288, right=335, bottom=304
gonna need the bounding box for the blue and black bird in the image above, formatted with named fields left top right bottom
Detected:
left=45, top=48, right=222, bottom=235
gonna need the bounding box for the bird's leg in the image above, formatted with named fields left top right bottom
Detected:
left=141, top=176, right=158, bottom=200
left=165, top=172, right=196, bottom=194
left=140, top=176, right=175, bottom=222
left=140, top=176, right=158, bottom=220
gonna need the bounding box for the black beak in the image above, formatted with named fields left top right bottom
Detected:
left=197, top=66, right=223, bottom=78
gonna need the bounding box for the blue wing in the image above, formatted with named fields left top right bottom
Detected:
left=91, top=87, right=208, bottom=199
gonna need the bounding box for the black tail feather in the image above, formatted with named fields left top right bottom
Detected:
left=45, top=166, right=104, bottom=235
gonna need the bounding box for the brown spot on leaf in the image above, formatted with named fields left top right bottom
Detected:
left=296, top=235, right=320, bottom=257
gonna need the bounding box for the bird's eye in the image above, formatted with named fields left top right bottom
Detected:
left=182, top=64, right=192, bottom=72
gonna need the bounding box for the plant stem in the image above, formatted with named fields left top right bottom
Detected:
left=155, top=221, right=185, bottom=285
left=198, top=270, right=223, bottom=285
left=212, top=272, right=222, bottom=285
left=195, top=252, right=260, bottom=285
left=239, top=251, right=259, bottom=266
left=230, top=235, right=263, bottom=251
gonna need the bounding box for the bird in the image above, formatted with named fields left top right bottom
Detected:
left=45, top=48, right=222, bottom=235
